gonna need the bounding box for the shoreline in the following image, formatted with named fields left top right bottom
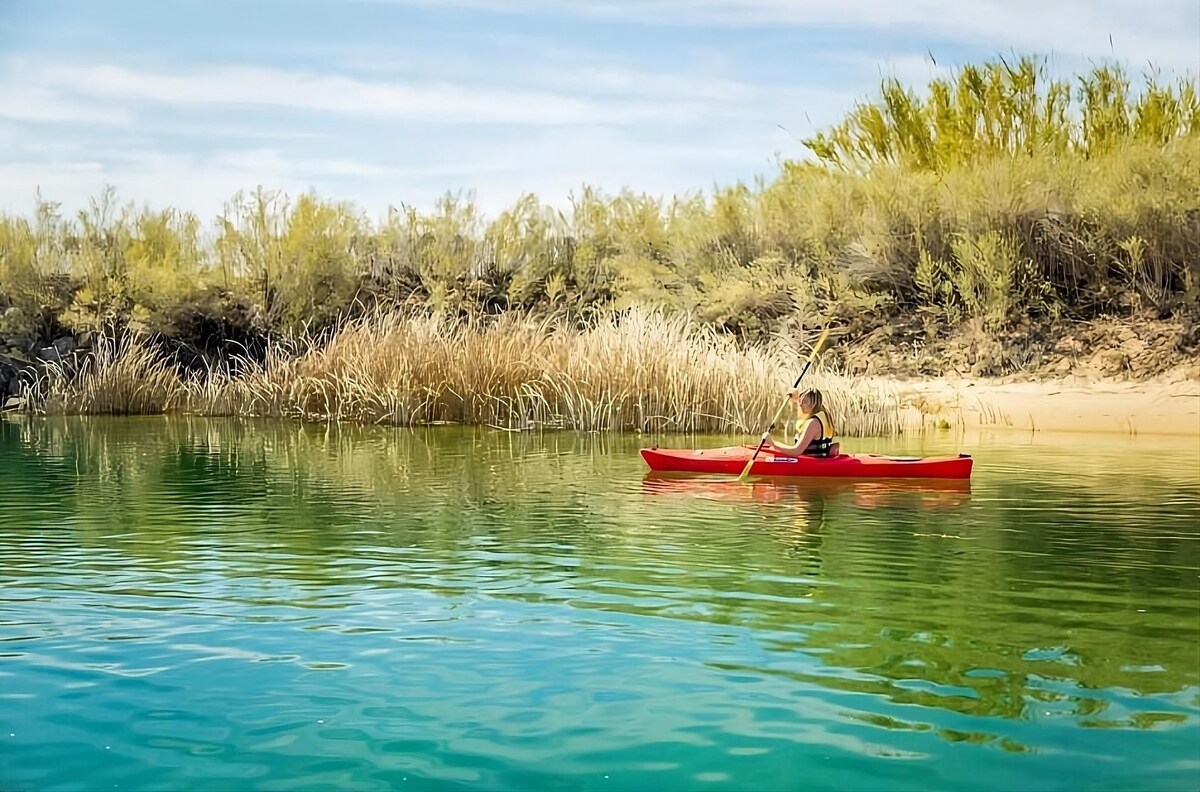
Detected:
left=882, top=371, right=1200, bottom=437
left=7, top=373, right=1197, bottom=438
left=4, top=309, right=1197, bottom=437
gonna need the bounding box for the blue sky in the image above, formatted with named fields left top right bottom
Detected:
left=1, top=0, right=1197, bottom=221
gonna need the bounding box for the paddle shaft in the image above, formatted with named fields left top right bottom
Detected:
left=737, top=327, right=831, bottom=481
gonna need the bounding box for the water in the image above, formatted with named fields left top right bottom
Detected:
left=1, top=417, right=1197, bottom=791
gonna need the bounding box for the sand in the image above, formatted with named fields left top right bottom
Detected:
left=878, top=372, right=1200, bottom=437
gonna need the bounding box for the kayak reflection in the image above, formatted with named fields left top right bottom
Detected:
left=641, top=472, right=972, bottom=509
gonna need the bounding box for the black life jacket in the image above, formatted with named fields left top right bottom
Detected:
left=795, top=410, right=835, bottom=457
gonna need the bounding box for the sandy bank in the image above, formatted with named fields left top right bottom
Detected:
left=879, top=370, right=1200, bottom=437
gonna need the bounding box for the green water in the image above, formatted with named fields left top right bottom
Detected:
left=1, top=417, right=1197, bottom=792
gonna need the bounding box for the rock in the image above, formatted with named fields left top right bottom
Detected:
left=1096, top=349, right=1128, bottom=375
left=34, top=336, right=76, bottom=362
left=1122, top=338, right=1148, bottom=357
left=1054, top=337, right=1084, bottom=354
left=0, top=352, right=32, bottom=407
left=0, top=306, right=35, bottom=350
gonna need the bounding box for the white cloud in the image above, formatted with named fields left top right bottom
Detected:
left=364, top=0, right=1200, bottom=74
left=5, top=0, right=1192, bottom=227
left=0, top=84, right=130, bottom=125
left=347, top=124, right=780, bottom=220
left=23, top=62, right=712, bottom=126
left=0, top=43, right=832, bottom=221
left=547, top=66, right=758, bottom=102
left=0, top=120, right=781, bottom=223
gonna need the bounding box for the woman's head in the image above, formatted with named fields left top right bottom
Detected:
left=790, top=388, right=823, bottom=415
left=801, top=388, right=824, bottom=415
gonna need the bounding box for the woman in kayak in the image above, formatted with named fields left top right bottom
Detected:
left=766, top=388, right=840, bottom=458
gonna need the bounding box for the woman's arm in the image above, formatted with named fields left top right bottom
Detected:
left=767, top=435, right=802, bottom=453
left=768, top=418, right=820, bottom=454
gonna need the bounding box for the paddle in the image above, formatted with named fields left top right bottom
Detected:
left=737, top=326, right=832, bottom=482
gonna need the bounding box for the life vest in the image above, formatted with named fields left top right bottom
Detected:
left=794, top=409, right=835, bottom=457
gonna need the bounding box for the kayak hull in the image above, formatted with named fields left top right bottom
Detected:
left=640, top=445, right=973, bottom=479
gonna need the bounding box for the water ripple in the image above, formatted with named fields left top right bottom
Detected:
left=0, top=418, right=1197, bottom=791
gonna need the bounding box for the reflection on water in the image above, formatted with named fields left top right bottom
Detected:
left=642, top=472, right=972, bottom=509
left=1, top=417, right=1198, bottom=792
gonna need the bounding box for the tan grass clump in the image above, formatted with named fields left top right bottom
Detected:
left=26, top=334, right=183, bottom=415
left=209, top=307, right=905, bottom=434
left=27, top=308, right=908, bottom=435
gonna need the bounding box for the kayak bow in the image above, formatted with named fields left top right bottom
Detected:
left=640, top=445, right=973, bottom=480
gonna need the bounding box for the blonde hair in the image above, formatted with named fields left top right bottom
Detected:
left=798, top=388, right=823, bottom=413
left=796, top=388, right=835, bottom=435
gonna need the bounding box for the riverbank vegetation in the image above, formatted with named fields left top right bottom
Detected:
left=2, top=55, right=1197, bottom=428
left=22, top=308, right=907, bottom=435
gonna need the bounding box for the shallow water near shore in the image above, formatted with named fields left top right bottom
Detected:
left=1, top=417, right=1198, bottom=791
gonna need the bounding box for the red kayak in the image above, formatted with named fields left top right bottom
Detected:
left=640, top=445, right=973, bottom=479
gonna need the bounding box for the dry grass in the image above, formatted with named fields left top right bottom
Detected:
left=25, top=334, right=183, bottom=415
left=24, top=308, right=912, bottom=436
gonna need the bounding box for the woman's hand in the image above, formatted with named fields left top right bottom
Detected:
left=764, top=437, right=790, bottom=454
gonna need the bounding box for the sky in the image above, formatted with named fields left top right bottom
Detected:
left=1, top=0, right=1197, bottom=223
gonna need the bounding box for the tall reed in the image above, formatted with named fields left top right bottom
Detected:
left=26, top=334, right=183, bottom=415
left=25, top=309, right=909, bottom=436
